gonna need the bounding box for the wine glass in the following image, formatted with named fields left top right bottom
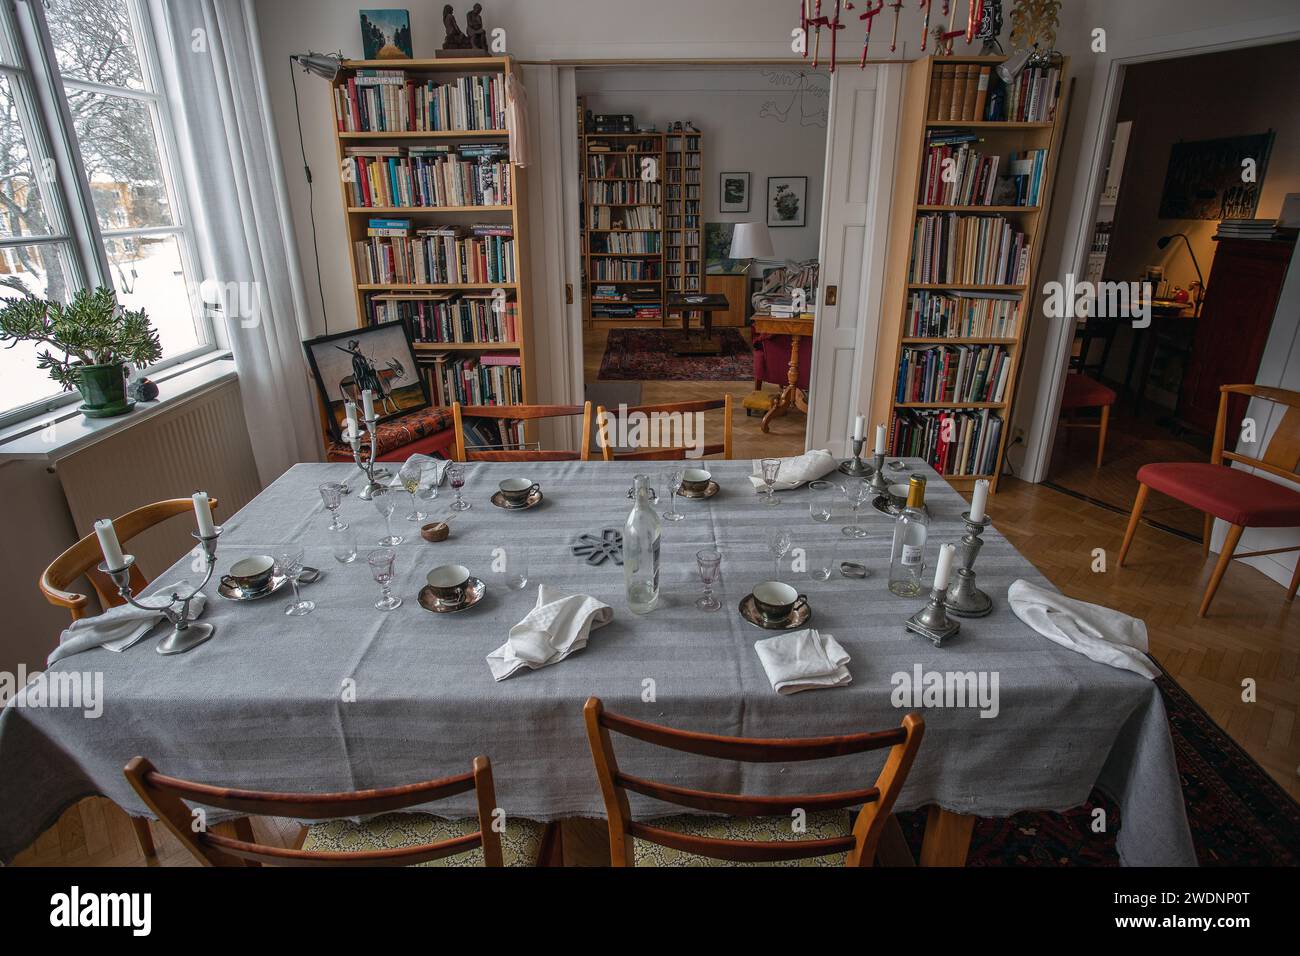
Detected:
left=398, top=461, right=427, bottom=522
left=318, top=481, right=347, bottom=531
left=760, top=458, right=782, bottom=506
left=661, top=468, right=685, bottom=521
left=767, top=527, right=792, bottom=579
left=371, top=485, right=404, bottom=546
left=842, top=479, right=872, bottom=538
left=367, top=548, right=402, bottom=611
left=695, top=548, right=721, bottom=611
left=448, top=463, right=471, bottom=512
left=275, top=546, right=314, bottom=616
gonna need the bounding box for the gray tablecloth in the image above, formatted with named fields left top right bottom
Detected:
left=0, top=461, right=1195, bottom=865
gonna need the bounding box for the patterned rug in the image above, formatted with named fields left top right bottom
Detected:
left=895, top=670, right=1300, bottom=865
left=597, top=328, right=754, bottom=382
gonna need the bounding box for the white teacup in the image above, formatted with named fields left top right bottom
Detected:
left=681, top=468, right=712, bottom=493
left=499, top=477, right=539, bottom=505
left=426, top=563, right=471, bottom=603
left=887, top=482, right=911, bottom=502
left=223, top=555, right=275, bottom=592
left=752, top=581, right=807, bottom=622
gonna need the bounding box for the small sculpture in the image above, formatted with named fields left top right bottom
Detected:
left=977, top=0, right=1004, bottom=54
left=442, top=4, right=471, bottom=49
left=466, top=3, right=488, bottom=51
left=1009, top=0, right=1060, bottom=52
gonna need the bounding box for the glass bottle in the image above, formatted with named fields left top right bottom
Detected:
left=888, top=477, right=930, bottom=598
left=623, top=474, right=662, bottom=614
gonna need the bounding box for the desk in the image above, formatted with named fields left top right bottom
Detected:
left=666, top=293, right=729, bottom=356
left=1123, top=301, right=1194, bottom=416
left=751, top=313, right=814, bottom=432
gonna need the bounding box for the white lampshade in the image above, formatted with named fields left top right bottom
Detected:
left=729, top=222, right=775, bottom=260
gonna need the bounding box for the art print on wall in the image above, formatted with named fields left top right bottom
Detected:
left=304, top=320, right=428, bottom=440
left=719, top=172, right=750, bottom=213
left=360, top=9, right=413, bottom=60
left=767, top=176, right=807, bottom=228
left=1158, top=132, right=1275, bottom=221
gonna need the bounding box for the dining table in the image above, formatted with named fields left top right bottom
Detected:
left=0, top=459, right=1195, bottom=866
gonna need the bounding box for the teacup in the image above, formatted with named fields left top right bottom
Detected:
left=681, top=468, right=712, bottom=494
left=499, top=477, right=539, bottom=506
left=223, top=555, right=275, bottom=593
left=887, top=482, right=911, bottom=504
left=426, top=564, right=471, bottom=604
left=751, top=581, right=808, bottom=622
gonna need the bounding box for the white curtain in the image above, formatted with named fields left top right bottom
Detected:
left=148, top=0, right=321, bottom=484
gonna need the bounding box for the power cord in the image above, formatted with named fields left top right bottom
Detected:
left=290, top=58, right=330, bottom=334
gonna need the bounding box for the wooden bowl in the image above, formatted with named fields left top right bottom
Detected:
left=420, top=521, right=450, bottom=543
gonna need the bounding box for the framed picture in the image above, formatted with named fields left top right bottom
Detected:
left=1158, top=132, right=1275, bottom=220
left=304, top=320, right=429, bottom=441
left=719, top=172, right=750, bottom=213
left=360, top=9, right=413, bottom=60
left=767, top=176, right=807, bottom=228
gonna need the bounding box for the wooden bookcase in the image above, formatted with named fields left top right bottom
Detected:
left=875, top=54, right=1069, bottom=492
left=330, top=56, right=534, bottom=436
left=664, top=128, right=703, bottom=296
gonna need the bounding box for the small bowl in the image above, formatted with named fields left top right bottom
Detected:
left=420, top=521, right=450, bottom=543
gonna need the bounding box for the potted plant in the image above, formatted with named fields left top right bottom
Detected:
left=0, top=286, right=162, bottom=418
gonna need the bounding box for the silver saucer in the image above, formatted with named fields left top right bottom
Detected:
left=490, top=489, right=543, bottom=511
left=871, top=495, right=931, bottom=518
left=677, top=480, right=719, bottom=500
left=738, top=593, right=813, bottom=630
left=218, top=573, right=290, bottom=601
left=417, top=577, right=487, bottom=613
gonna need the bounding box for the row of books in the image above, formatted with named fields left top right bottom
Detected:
left=590, top=258, right=660, bottom=281
left=920, top=137, right=1002, bottom=206
left=334, top=72, right=506, bottom=133
left=927, top=64, right=992, bottom=122
left=355, top=229, right=516, bottom=286
left=589, top=207, right=659, bottom=230
left=1002, top=64, right=1062, bottom=124
left=590, top=232, right=661, bottom=254
left=592, top=303, right=662, bottom=320
left=588, top=182, right=660, bottom=205
left=586, top=137, right=659, bottom=153
left=1006, top=149, right=1049, bottom=207
left=905, top=291, right=1021, bottom=339
left=586, top=155, right=645, bottom=179
left=343, top=144, right=510, bottom=208
left=909, top=214, right=1029, bottom=286
left=423, top=352, right=523, bottom=408
left=896, top=344, right=1012, bottom=405
left=369, top=294, right=518, bottom=344
left=891, top=409, right=1004, bottom=478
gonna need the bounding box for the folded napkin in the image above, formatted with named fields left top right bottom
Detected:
left=388, top=453, right=448, bottom=490
left=754, top=628, right=852, bottom=695
left=487, top=585, right=613, bottom=681
left=748, top=448, right=838, bottom=492
left=1008, top=579, right=1157, bottom=679
left=47, top=583, right=206, bottom=666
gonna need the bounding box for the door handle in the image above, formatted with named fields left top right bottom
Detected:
left=824, top=285, right=838, bottom=306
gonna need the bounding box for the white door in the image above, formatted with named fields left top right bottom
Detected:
left=806, top=64, right=902, bottom=457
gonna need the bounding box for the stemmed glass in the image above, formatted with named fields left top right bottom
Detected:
left=318, top=481, right=348, bottom=530
left=371, top=485, right=404, bottom=546
left=767, top=527, right=792, bottom=579
left=416, top=462, right=441, bottom=508
left=842, top=479, right=872, bottom=538
left=275, top=546, right=314, bottom=616
left=448, top=463, right=471, bottom=512
left=661, top=468, right=685, bottom=521
left=398, top=460, right=427, bottom=522
left=695, top=548, right=721, bottom=611
left=759, top=458, right=782, bottom=506
left=368, top=548, right=402, bottom=611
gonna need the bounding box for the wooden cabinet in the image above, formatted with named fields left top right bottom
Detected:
left=703, top=273, right=749, bottom=327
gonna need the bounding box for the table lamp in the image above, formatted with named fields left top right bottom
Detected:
left=729, top=222, right=775, bottom=269
left=1157, top=232, right=1205, bottom=316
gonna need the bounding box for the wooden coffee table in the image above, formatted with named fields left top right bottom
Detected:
left=666, top=293, right=730, bottom=355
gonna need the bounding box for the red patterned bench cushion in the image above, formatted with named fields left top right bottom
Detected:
left=326, top=406, right=455, bottom=463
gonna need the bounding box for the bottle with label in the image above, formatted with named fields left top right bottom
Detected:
left=623, top=474, right=662, bottom=613
left=888, top=476, right=930, bottom=598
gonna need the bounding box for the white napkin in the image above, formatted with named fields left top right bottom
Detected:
left=754, top=629, right=852, bottom=695
left=487, top=585, right=613, bottom=681
left=1008, top=579, right=1158, bottom=679
left=748, top=448, right=838, bottom=492
left=47, top=582, right=206, bottom=666
left=388, top=453, right=448, bottom=489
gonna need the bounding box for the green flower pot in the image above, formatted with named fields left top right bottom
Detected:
left=76, top=362, right=134, bottom=419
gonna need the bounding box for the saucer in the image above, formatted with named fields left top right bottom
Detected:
left=218, top=573, right=290, bottom=601
left=417, top=577, right=487, bottom=613
left=738, top=593, right=812, bottom=630
left=871, top=495, right=930, bottom=518
left=677, top=480, right=719, bottom=500
left=490, top=488, right=543, bottom=511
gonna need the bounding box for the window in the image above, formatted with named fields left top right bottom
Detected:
left=0, top=0, right=210, bottom=423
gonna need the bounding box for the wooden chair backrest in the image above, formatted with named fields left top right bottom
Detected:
left=124, top=755, right=504, bottom=867
left=452, top=402, right=592, bottom=462
left=40, top=497, right=220, bottom=622
left=595, top=395, right=733, bottom=461
left=583, top=697, right=924, bottom=866
left=1211, top=384, right=1300, bottom=482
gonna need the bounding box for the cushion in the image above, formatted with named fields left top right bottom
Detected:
left=632, top=810, right=853, bottom=867
left=325, top=406, right=455, bottom=462
left=301, top=812, right=545, bottom=867
left=1060, top=373, right=1116, bottom=410
left=1138, top=462, right=1300, bottom=528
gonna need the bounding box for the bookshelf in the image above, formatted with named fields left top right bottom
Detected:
left=875, top=54, right=1069, bottom=492
left=664, top=129, right=703, bottom=296
left=330, top=56, right=533, bottom=442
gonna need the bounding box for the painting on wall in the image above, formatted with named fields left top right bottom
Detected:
left=719, top=172, right=750, bottom=213
left=304, top=320, right=428, bottom=440
left=1157, top=132, right=1275, bottom=220
left=767, top=176, right=807, bottom=228
left=704, top=222, right=736, bottom=266
left=360, top=9, right=413, bottom=60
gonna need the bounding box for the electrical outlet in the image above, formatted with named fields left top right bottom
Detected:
left=1011, top=427, right=1025, bottom=446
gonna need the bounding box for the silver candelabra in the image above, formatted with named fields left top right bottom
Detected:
left=99, top=528, right=222, bottom=655
left=945, top=512, right=993, bottom=617
left=349, top=415, right=391, bottom=501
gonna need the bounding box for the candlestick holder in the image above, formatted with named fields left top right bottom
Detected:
left=866, top=451, right=892, bottom=498
left=349, top=415, right=392, bottom=501
left=837, top=437, right=874, bottom=479
left=905, top=584, right=960, bottom=647
left=945, top=512, right=993, bottom=618
left=99, top=528, right=222, bottom=655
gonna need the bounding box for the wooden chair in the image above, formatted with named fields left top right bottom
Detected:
left=583, top=697, right=924, bottom=866
left=1058, top=372, right=1116, bottom=469
left=452, top=401, right=593, bottom=462
left=39, top=496, right=220, bottom=860
left=124, top=755, right=554, bottom=867
left=595, top=396, right=733, bottom=461
left=1119, top=383, right=1300, bottom=617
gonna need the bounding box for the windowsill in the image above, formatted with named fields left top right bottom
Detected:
left=0, top=352, right=238, bottom=463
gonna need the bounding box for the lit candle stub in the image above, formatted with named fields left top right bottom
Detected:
left=874, top=423, right=887, bottom=456
left=853, top=415, right=865, bottom=442
left=969, top=478, right=989, bottom=524
left=362, top=389, right=376, bottom=421
left=193, top=492, right=216, bottom=538
left=933, top=543, right=956, bottom=592
left=344, top=401, right=359, bottom=442
left=95, top=518, right=126, bottom=571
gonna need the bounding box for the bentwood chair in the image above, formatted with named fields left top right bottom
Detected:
left=595, top=396, right=733, bottom=461
left=583, top=697, right=924, bottom=866
left=125, top=755, right=557, bottom=867
left=1119, top=383, right=1300, bottom=617
left=452, top=401, right=593, bottom=462
left=39, top=496, right=221, bottom=860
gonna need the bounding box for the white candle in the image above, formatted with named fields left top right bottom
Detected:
left=933, top=543, right=956, bottom=592
left=853, top=415, right=865, bottom=442
left=193, top=492, right=216, bottom=538
left=969, top=478, right=989, bottom=523
left=874, top=423, right=887, bottom=456
left=361, top=389, right=375, bottom=421
left=344, top=401, right=359, bottom=442
left=94, top=518, right=126, bottom=571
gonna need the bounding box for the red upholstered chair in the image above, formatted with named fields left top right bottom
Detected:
left=751, top=333, right=812, bottom=414
left=1058, top=372, right=1116, bottom=468
left=1119, top=383, right=1300, bottom=617
left=325, top=406, right=456, bottom=463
